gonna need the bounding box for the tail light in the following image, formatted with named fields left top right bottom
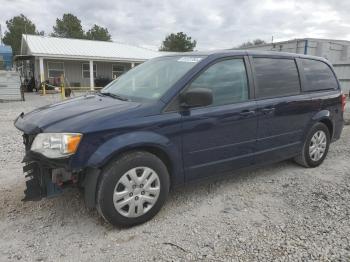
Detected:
left=341, top=93, right=346, bottom=112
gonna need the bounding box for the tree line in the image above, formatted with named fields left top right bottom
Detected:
left=1, top=13, right=199, bottom=56
left=2, top=13, right=112, bottom=55
left=1, top=13, right=267, bottom=56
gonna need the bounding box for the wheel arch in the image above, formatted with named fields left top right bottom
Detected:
left=311, top=110, right=334, bottom=139
left=104, top=145, right=174, bottom=180
left=318, top=118, right=333, bottom=139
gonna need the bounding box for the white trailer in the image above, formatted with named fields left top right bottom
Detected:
left=0, top=70, right=22, bottom=101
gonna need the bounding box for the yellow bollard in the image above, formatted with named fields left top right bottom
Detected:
left=60, top=74, right=65, bottom=100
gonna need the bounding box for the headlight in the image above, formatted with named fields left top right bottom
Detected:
left=31, top=133, right=82, bottom=158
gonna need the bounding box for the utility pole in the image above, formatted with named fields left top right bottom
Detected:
left=0, top=24, right=3, bottom=45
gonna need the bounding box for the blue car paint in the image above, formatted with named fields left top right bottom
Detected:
left=181, top=100, right=258, bottom=181
left=14, top=50, right=344, bottom=191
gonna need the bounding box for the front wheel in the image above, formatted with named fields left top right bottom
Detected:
left=294, top=122, right=330, bottom=168
left=96, top=151, right=170, bottom=227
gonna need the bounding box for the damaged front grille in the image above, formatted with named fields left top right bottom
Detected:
left=23, top=162, right=43, bottom=201
left=22, top=162, right=63, bottom=201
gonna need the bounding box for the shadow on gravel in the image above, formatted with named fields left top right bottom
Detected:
left=169, top=159, right=298, bottom=198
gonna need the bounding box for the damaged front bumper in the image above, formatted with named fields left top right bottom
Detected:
left=21, top=143, right=77, bottom=202
left=22, top=155, right=100, bottom=208
left=22, top=161, right=63, bottom=201
left=16, top=118, right=82, bottom=202
left=18, top=131, right=99, bottom=207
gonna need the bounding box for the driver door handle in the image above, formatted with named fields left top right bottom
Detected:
left=239, top=110, right=256, bottom=116
left=261, top=107, right=275, bottom=114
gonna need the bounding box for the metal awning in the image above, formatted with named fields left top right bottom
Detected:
left=14, top=55, right=35, bottom=61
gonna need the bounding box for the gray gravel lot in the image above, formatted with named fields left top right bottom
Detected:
left=0, top=93, right=350, bottom=261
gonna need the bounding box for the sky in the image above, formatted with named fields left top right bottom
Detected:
left=1, top=0, right=350, bottom=50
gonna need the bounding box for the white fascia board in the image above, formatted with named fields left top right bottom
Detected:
left=31, top=54, right=148, bottom=63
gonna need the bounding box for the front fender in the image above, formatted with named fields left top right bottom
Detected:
left=81, top=131, right=184, bottom=209
left=85, top=131, right=184, bottom=185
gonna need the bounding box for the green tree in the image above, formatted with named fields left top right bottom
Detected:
left=238, top=38, right=266, bottom=48
left=159, top=32, right=196, bottom=52
left=3, top=14, right=39, bottom=55
left=85, top=24, right=112, bottom=41
left=51, top=13, right=84, bottom=39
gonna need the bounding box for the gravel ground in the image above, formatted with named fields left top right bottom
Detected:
left=0, top=93, right=350, bottom=261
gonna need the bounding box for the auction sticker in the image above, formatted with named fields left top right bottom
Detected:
left=177, top=57, right=203, bottom=63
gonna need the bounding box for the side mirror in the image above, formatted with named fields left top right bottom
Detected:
left=181, top=87, right=213, bottom=108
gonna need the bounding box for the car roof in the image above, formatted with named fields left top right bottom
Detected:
left=164, top=49, right=329, bottom=63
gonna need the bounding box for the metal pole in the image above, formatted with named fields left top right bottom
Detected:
left=0, top=24, right=2, bottom=45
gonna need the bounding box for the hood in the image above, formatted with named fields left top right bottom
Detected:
left=14, top=94, right=140, bottom=134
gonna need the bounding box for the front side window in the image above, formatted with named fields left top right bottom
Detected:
left=47, top=62, right=64, bottom=78
left=301, top=59, right=338, bottom=91
left=82, top=63, right=97, bottom=78
left=188, top=59, right=249, bottom=106
left=253, top=58, right=300, bottom=98
left=102, top=56, right=205, bottom=102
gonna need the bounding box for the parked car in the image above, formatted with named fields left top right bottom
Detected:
left=14, top=51, right=345, bottom=226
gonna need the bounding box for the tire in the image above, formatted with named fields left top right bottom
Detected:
left=294, top=122, right=330, bottom=168
left=96, top=151, right=170, bottom=227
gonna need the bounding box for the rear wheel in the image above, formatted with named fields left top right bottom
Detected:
left=294, top=122, right=330, bottom=168
left=96, top=151, right=170, bottom=227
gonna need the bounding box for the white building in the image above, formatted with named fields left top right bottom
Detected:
left=242, top=38, right=350, bottom=93
left=19, top=34, right=166, bottom=89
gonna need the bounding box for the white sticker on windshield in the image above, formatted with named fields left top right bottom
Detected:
left=177, top=57, right=203, bottom=63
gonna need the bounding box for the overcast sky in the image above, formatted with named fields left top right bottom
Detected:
left=1, top=0, right=350, bottom=50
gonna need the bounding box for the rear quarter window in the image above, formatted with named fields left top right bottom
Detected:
left=253, top=58, right=300, bottom=99
left=300, top=59, right=339, bottom=91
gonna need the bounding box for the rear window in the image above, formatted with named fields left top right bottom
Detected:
left=300, top=59, right=338, bottom=91
left=253, top=58, right=300, bottom=99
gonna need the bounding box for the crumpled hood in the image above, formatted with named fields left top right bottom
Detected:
left=14, top=94, right=140, bottom=134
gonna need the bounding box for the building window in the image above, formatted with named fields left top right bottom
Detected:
left=82, top=63, right=97, bottom=78
left=47, top=62, right=64, bottom=78
left=112, top=64, right=127, bottom=79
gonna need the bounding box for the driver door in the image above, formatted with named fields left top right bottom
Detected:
left=181, top=57, right=258, bottom=181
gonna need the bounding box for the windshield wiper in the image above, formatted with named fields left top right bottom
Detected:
left=99, top=92, right=129, bottom=101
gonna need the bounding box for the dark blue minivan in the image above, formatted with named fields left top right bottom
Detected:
left=15, top=50, right=345, bottom=226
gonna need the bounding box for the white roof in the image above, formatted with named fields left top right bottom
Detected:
left=21, top=34, right=164, bottom=62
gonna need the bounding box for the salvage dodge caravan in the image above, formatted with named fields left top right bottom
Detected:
left=15, top=51, right=345, bottom=226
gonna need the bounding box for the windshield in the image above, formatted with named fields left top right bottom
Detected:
left=101, top=56, right=205, bottom=102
